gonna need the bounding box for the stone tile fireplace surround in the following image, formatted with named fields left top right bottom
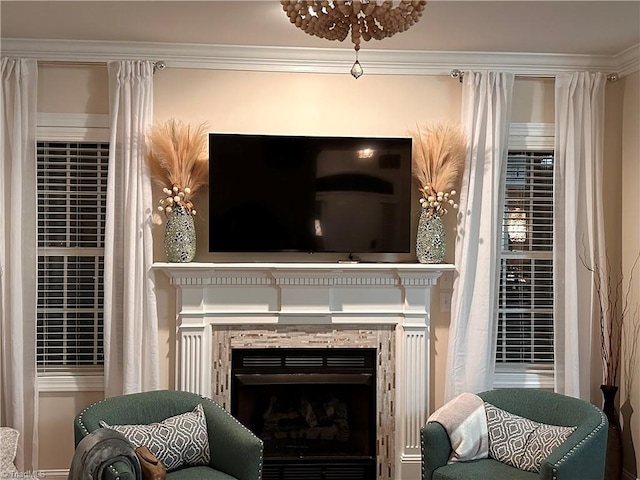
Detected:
left=157, top=262, right=453, bottom=480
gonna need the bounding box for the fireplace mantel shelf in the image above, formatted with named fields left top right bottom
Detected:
left=155, top=262, right=454, bottom=286
left=154, top=261, right=454, bottom=269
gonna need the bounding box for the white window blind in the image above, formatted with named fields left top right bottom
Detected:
left=496, top=151, right=554, bottom=367
left=37, top=141, right=109, bottom=374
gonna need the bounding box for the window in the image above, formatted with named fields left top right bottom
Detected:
left=36, top=114, right=109, bottom=390
left=494, top=124, right=555, bottom=389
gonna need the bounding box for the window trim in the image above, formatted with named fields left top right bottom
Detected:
left=36, top=113, right=109, bottom=392
left=494, top=122, right=555, bottom=389
left=494, top=364, right=555, bottom=390
left=37, top=113, right=109, bottom=142
left=38, top=372, right=105, bottom=392
left=508, top=123, right=554, bottom=151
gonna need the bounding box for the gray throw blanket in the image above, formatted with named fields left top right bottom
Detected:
left=68, top=428, right=142, bottom=480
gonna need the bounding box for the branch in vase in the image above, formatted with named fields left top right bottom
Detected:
left=623, top=304, right=640, bottom=398
left=580, top=249, right=640, bottom=387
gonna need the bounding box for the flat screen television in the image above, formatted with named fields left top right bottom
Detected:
left=208, top=133, right=413, bottom=254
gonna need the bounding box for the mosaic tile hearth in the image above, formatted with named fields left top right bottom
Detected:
left=211, top=325, right=396, bottom=480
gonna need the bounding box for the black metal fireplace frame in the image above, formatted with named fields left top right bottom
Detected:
left=231, top=347, right=378, bottom=480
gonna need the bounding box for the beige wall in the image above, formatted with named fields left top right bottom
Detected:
left=601, top=79, right=625, bottom=409
left=512, top=77, right=555, bottom=123
left=38, top=392, right=104, bottom=468
left=621, top=70, right=640, bottom=478
left=35, top=66, right=633, bottom=475
left=38, top=65, right=108, bottom=114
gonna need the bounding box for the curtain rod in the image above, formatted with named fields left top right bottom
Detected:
left=37, top=60, right=166, bottom=73
left=450, top=69, right=619, bottom=83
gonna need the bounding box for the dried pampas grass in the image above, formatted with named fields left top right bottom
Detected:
left=410, top=123, right=467, bottom=217
left=146, top=119, right=209, bottom=215
left=411, top=122, right=466, bottom=195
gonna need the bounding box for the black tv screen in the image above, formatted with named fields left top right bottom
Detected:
left=208, top=133, right=413, bottom=254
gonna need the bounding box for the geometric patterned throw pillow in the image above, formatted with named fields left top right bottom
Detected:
left=100, top=403, right=210, bottom=471
left=519, top=422, right=576, bottom=473
left=484, top=402, right=575, bottom=473
left=484, top=402, right=539, bottom=469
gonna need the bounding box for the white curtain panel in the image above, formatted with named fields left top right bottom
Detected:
left=554, top=72, right=607, bottom=400
left=0, top=57, right=39, bottom=470
left=445, top=71, right=514, bottom=400
left=104, top=61, right=159, bottom=397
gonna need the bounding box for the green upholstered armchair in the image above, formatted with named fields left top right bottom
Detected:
left=421, top=388, right=608, bottom=480
left=74, top=390, right=263, bottom=480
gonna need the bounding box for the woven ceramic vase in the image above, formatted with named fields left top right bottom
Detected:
left=164, top=204, right=196, bottom=263
left=416, top=209, right=445, bottom=264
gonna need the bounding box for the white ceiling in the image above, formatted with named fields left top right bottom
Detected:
left=2, top=1, right=639, bottom=57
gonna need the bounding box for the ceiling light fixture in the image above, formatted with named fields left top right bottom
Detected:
left=281, top=0, right=428, bottom=79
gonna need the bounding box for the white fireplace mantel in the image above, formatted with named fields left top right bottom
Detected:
left=156, top=261, right=454, bottom=480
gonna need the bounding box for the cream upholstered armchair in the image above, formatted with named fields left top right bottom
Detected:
left=73, top=390, right=263, bottom=480
left=421, top=389, right=608, bottom=480
left=0, top=427, right=19, bottom=475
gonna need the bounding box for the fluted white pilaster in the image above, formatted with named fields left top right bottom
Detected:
left=177, top=324, right=211, bottom=397
left=395, top=271, right=440, bottom=479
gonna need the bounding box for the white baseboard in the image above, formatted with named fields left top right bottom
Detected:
left=41, top=467, right=638, bottom=480
left=41, top=466, right=640, bottom=480
left=40, top=469, right=68, bottom=479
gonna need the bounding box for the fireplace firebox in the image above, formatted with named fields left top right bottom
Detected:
left=231, top=348, right=377, bottom=480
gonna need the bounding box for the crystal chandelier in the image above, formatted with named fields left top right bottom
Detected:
left=281, top=0, right=428, bottom=78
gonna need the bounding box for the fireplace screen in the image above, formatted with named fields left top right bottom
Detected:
left=231, top=348, right=377, bottom=479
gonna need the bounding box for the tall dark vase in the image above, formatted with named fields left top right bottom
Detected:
left=601, top=385, right=623, bottom=480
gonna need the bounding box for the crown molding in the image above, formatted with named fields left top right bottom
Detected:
left=614, top=43, right=640, bottom=77
left=2, top=38, right=638, bottom=76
